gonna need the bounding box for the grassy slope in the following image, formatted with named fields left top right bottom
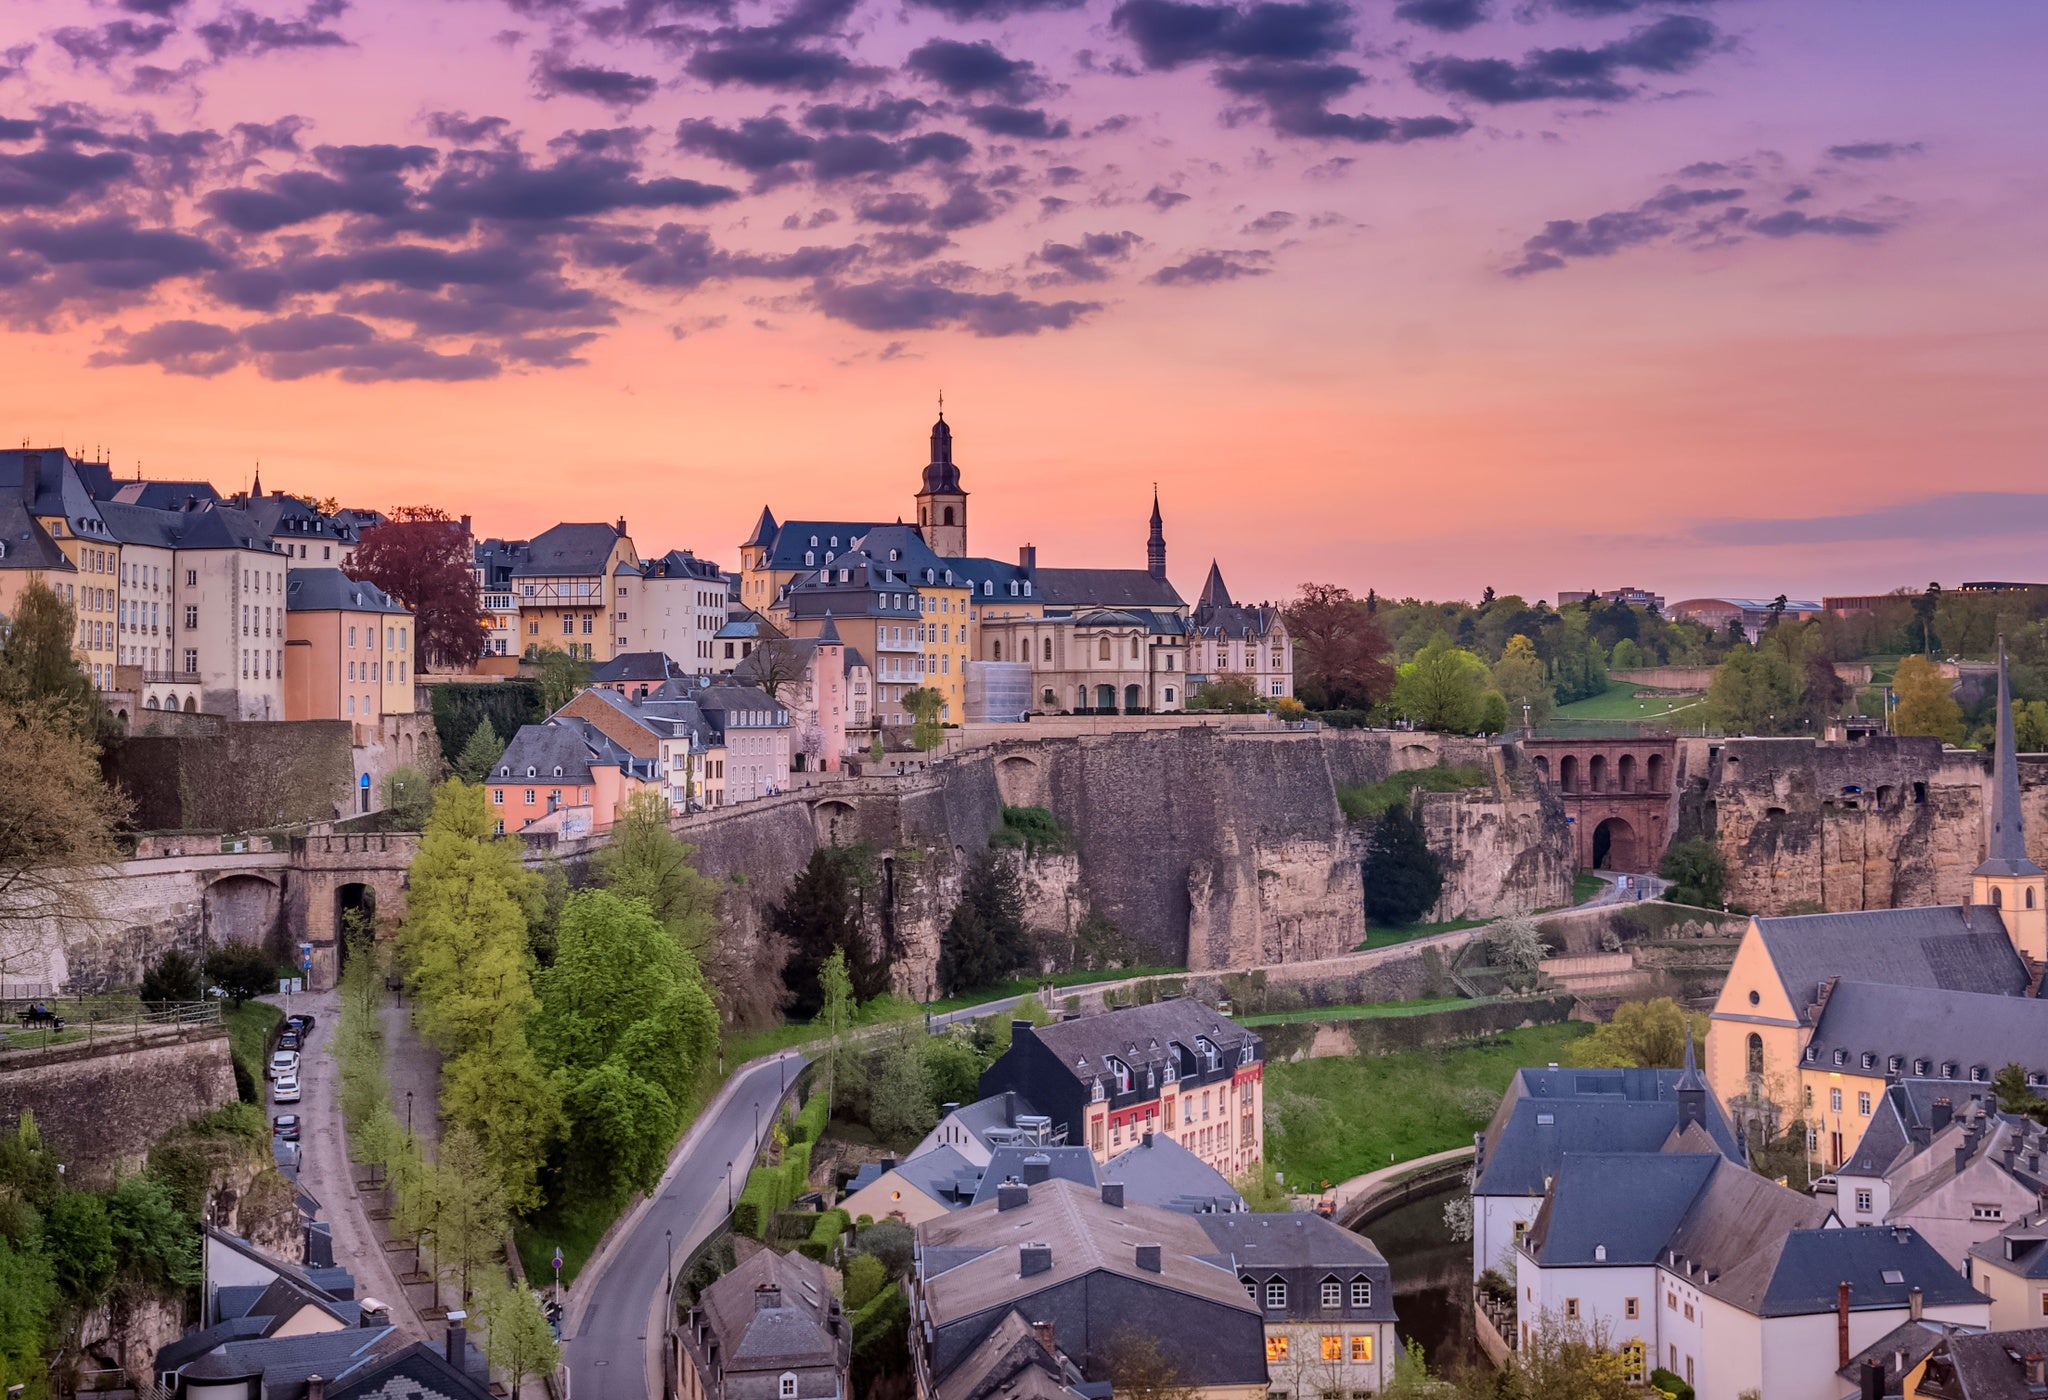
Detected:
left=1553, top=681, right=1704, bottom=721
left=1236, top=996, right=1475, bottom=1027
left=224, top=1001, right=282, bottom=1099
left=1264, top=1022, right=1591, bottom=1188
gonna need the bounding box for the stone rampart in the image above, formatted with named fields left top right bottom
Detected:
left=0, top=1029, right=237, bottom=1187
left=1676, top=735, right=2048, bottom=914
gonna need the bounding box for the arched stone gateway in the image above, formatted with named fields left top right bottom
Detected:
left=202, top=872, right=283, bottom=948
left=812, top=797, right=859, bottom=846
left=1592, top=816, right=1638, bottom=871
left=1518, top=736, right=1679, bottom=873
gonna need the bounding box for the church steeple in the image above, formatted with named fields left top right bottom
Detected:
left=1147, top=487, right=1166, bottom=581
left=1972, top=640, right=2046, bottom=964
left=915, top=398, right=967, bottom=557
left=1675, top=1020, right=1706, bottom=1133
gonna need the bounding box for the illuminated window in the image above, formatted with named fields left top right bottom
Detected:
left=1321, top=1336, right=1342, bottom=1362
left=1350, top=1336, right=1373, bottom=1363
left=1265, top=1336, right=1288, bottom=1362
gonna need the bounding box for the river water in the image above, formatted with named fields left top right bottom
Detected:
left=1353, top=1179, right=1479, bottom=1370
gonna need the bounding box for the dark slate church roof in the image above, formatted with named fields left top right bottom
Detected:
left=1803, top=982, right=2048, bottom=1083
left=1753, top=907, right=2032, bottom=1021
left=1032, top=567, right=1185, bottom=611
left=1473, top=1065, right=1744, bottom=1198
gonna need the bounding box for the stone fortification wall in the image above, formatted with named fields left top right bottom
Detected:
left=0, top=1029, right=237, bottom=1187
left=1675, top=736, right=2048, bottom=914
left=109, top=719, right=356, bottom=831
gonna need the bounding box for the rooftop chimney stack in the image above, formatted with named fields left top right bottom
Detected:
left=1020, top=1243, right=1052, bottom=1276
left=360, top=1299, right=388, bottom=1329
left=1838, top=1282, right=1852, bottom=1370
left=1909, top=1286, right=1923, bottom=1320
left=1860, top=1359, right=1884, bottom=1400
left=445, top=1310, right=467, bottom=1368
left=998, top=1182, right=1030, bottom=1212
left=307, top=1378, right=326, bottom=1400
left=1032, top=1320, right=1056, bottom=1356
left=1101, top=1183, right=1125, bottom=1208
left=1135, top=1244, right=1162, bottom=1273
left=1022, top=1154, right=1051, bottom=1185
left=755, top=1284, right=783, bottom=1313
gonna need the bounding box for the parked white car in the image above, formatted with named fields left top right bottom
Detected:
left=273, top=1075, right=301, bottom=1104
left=268, top=1050, right=300, bottom=1081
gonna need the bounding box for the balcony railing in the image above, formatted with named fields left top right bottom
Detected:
left=143, top=669, right=198, bottom=684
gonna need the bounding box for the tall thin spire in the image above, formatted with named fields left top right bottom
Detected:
left=1977, top=639, right=2041, bottom=876
left=1146, top=486, right=1166, bottom=581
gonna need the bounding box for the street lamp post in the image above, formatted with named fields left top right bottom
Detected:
left=406, top=1090, right=414, bottom=1138
left=666, top=1229, right=673, bottom=1299
left=726, top=1160, right=734, bottom=1212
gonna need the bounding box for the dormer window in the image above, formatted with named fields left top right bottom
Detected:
left=1107, top=1056, right=1131, bottom=1093
left=1862, top=1053, right=1876, bottom=1070
left=1942, top=1062, right=1958, bottom=1079
left=1833, top=1049, right=1847, bottom=1067
left=527, top=766, right=537, bottom=777
left=779, top=1374, right=797, bottom=1399
left=890, top=548, right=900, bottom=561
left=553, top=766, right=564, bottom=777
left=1888, top=1056, right=1903, bottom=1074
left=1009, top=581, right=1019, bottom=596
left=809, top=535, right=819, bottom=547
left=1023, top=582, right=1032, bottom=596
left=1804, top=1048, right=1818, bottom=1063
left=983, top=581, right=992, bottom=595
left=805, top=551, right=815, bottom=566
left=1916, top=1059, right=1931, bottom=1076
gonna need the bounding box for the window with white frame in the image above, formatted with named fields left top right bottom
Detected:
left=1265, top=1279, right=1286, bottom=1308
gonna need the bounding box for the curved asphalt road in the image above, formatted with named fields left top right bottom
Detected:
left=565, top=1050, right=807, bottom=1400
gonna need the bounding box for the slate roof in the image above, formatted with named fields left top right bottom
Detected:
left=1752, top=907, right=2033, bottom=1021
left=931, top=1310, right=1096, bottom=1400
left=325, top=1338, right=497, bottom=1400
left=108, top=478, right=221, bottom=510
left=1918, top=1326, right=2048, bottom=1400
left=638, top=548, right=726, bottom=582
left=696, top=1248, right=844, bottom=1378
left=916, top=1177, right=1256, bottom=1326
left=1031, top=567, right=1185, bottom=611
left=1804, top=982, right=2048, bottom=1083
left=1196, top=1213, right=1398, bottom=1322
left=0, top=497, right=75, bottom=571
left=968, top=1147, right=1100, bottom=1205
left=1745, top=1227, right=1983, bottom=1319
left=1099, top=1132, right=1246, bottom=1215
left=495, top=717, right=657, bottom=790
left=1836, top=1317, right=1982, bottom=1389
left=1884, top=1113, right=2048, bottom=1219
left=866, top=1145, right=980, bottom=1210
left=590, top=651, right=687, bottom=683
left=753, top=519, right=887, bottom=572
left=0, top=449, right=115, bottom=536
left=179, top=1324, right=405, bottom=1399
left=1525, top=1153, right=1723, bottom=1265
left=510, top=522, right=625, bottom=577
left=1473, top=1066, right=1744, bottom=1197
left=238, top=492, right=358, bottom=544
left=286, top=568, right=408, bottom=615
left=1967, top=1213, right=2048, bottom=1282
left=1027, top=999, right=1258, bottom=1092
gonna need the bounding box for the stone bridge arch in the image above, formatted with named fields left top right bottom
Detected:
left=993, top=752, right=1050, bottom=808
left=288, top=832, right=418, bottom=989
left=811, top=797, right=859, bottom=846
left=1518, top=736, right=1679, bottom=873
left=201, top=871, right=284, bottom=948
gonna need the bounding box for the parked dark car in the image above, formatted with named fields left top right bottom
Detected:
left=272, top=1115, right=300, bottom=1142
left=287, top=1014, right=316, bottom=1037
left=278, top=1030, right=300, bottom=1051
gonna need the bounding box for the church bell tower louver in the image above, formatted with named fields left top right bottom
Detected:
left=915, top=400, right=968, bottom=558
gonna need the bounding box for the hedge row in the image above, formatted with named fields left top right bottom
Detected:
left=785, top=1139, right=814, bottom=1195
left=793, top=1093, right=829, bottom=1145
left=734, top=1170, right=778, bottom=1239
left=799, top=1208, right=851, bottom=1262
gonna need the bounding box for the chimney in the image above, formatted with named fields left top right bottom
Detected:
left=881, top=1156, right=897, bottom=1172
left=1135, top=1244, right=1162, bottom=1273
left=1022, top=1154, right=1052, bottom=1185
left=755, top=1284, right=783, bottom=1312
left=1005, top=1089, right=1019, bottom=1126
left=617, top=517, right=629, bottom=536
left=1031, top=1319, right=1056, bottom=1357
left=307, top=1379, right=325, bottom=1400
left=20, top=452, right=39, bottom=508
left=1018, top=544, right=1036, bottom=573
left=1101, top=1183, right=1125, bottom=1209
left=445, top=1310, right=467, bottom=1368
left=1958, top=1145, right=1972, bottom=1174
left=1020, top=1243, right=1052, bottom=1277
left=828, top=1299, right=843, bottom=1336
left=1838, top=1282, right=1852, bottom=1370
left=360, top=1298, right=388, bottom=1328
left=1859, top=1359, right=1884, bottom=1400
left=942, top=1102, right=960, bottom=1116
left=2027, top=1356, right=2047, bottom=1386
left=999, top=1182, right=1030, bottom=1212
left=1933, top=1102, right=1954, bottom=1132
left=1909, top=1286, right=1923, bottom=1321
left=1142, top=1131, right=1154, bottom=1149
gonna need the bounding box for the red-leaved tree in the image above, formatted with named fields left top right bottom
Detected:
left=348, top=507, right=486, bottom=671
left=1283, top=582, right=1395, bottom=711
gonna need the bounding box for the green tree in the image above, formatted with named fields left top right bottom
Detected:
left=0, top=580, right=104, bottom=740
left=1477, top=690, right=1509, bottom=736
left=2015, top=700, right=2048, bottom=753
left=533, top=890, right=718, bottom=1201
left=772, top=849, right=886, bottom=1017
left=817, top=947, right=856, bottom=1118
left=141, top=948, right=202, bottom=1003
left=476, top=1270, right=560, bottom=1400
left=442, top=1039, right=559, bottom=1215
left=42, top=1191, right=116, bottom=1310
left=1491, top=634, right=1554, bottom=725
left=937, top=851, right=1029, bottom=996
left=1993, top=1063, right=2048, bottom=1126
left=1362, top=800, right=1443, bottom=926
left=1485, top=914, right=1547, bottom=975
left=903, top=686, right=946, bottom=750
left=0, top=699, right=130, bottom=984
left=867, top=1021, right=937, bottom=1144
left=381, top=764, right=434, bottom=829
left=535, top=647, right=588, bottom=715
left=1391, top=635, right=1490, bottom=733
left=1707, top=647, right=1798, bottom=734
left=1380, top=1337, right=1436, bottom=1398
left=1188, top=673, right=1262, bottom=712
left=1567, top=998, right=1709, bottom=1069
left=1232, top=1161, right=1292, bottom=1212
left=204, top=942, right=279, bottom=1004
left=107, top=1171, right=200, bottom=1290
left=430, top=1124, right=509, bottom=1302
left=1893, top=655, right=1963, bottom=743
left=868, top=732, right=884, bottom=764
left=1609, top=637, right=1645, bottom=670
left=454, top=719, right=506, bottom=783
left=843, top=1252, right=887, bottom=1310
left=1661, top=836, right=1728, bottom=909
left=923, top=1032, right=984, bottom=1109
left=0, top=1235, right=55, bottom=1390
left=1801, top=650, right=1849, bottom=728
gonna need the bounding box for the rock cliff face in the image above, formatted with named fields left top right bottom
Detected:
left=1675, top=736, right=2048, bottom=914
left=675, top=728, right=1569, bottom=990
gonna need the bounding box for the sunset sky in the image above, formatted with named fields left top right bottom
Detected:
left=3, top=0, right=2044, bottom=605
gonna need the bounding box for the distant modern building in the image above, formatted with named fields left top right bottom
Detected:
left=1668, top=596, right=1823, bottom=643
left=674, top=1248, right=849, bottom=1400
left=1469, top=1036, right=1744, bottom=1281
left=978, top=1000, right=1265, bottom=1180
left=1557, top=586, right=1666, bottom=615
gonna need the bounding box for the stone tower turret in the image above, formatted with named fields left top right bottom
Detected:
left=915, top=402, right=968, bottom=558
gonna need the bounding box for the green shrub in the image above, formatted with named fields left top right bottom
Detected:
left=1336, top=765, right=1487, bottom=824
left=1651, top=1367, right=1694, bottom=1400
left=988, top=805, right=1070, bottom=854
left=844, top=1253, right=886, bottom=1309
left=794, top=1093, right=829, bottom=1145
left=785, top=1140, right=814, bottom=1195
left=735, top=1168, right=781, bottom=1239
